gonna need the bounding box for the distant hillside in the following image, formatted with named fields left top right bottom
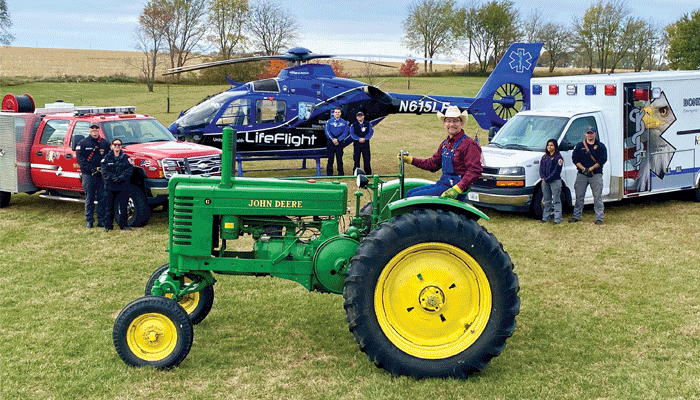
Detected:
left=0, top=47, right=472, bottom=80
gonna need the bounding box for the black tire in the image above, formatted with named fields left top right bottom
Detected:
left=119, top=184, right=150, bottom=227
left=343, top=208, right=519, bottom=379
left=0, top=191, right=10, bottom=208
left=113, top=296, right=193, bottom=368
left=145, top=264, right=214, bottom=325
left=530, top=186, right=543, bottom=219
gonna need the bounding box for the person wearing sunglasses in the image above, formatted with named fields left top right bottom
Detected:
left=101, top=138, right=134, bottom=231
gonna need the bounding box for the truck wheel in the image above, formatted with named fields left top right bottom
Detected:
left=113, top=296, right=193, bottom=368
left=343, top=208, right=519, bottom=379
left=120, top=184, right=150, bottom=227
left=530, top=187, right=543, bottom=219
left=0, top=191, right=10, bottom=208
left=145, top=264, right=214, bottom=325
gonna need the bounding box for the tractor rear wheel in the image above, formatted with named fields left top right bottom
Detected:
left=113, top=296, right=193, bottom=368
left=145, top=264, right=214, bottom=325
left=343, top=208, right=519, bottom=378
left=0, top=191, right=10, bottom=208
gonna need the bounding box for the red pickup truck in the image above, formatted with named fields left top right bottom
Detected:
left=0, top=94, right=222, bottom=227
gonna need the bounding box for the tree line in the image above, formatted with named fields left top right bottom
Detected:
left=404, top=0, right=700, bottom=74
left=1, top=0, right=699, bottom=90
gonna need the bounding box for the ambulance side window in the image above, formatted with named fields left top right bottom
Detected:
left=562, top=117, right=597, bottom=148
left=39, top=119, right=70, bottom=146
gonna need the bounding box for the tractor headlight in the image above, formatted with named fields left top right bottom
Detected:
left=356, top=174, right=369, bottom=189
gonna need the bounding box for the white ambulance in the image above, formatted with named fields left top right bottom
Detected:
left=468, top=71, right=700, bottom=218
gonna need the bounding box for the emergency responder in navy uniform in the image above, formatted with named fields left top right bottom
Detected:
left=76, top=122, right=110, bottom=228
left=569, top=126, right=608, bottom=225
left=350, top=111, right=373, bottom=175
left=101, top=139, right=134, bottom=231
left=324, top=107, right=349, bottom=176
left=401, top=106, right=482, bottom=200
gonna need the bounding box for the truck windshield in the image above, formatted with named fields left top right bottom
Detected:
left=489, top=114, right=568, bottom=151
left=102, top=119, right=176, bottom=145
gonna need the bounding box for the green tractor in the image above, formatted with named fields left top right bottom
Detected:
left=113, top=127, right=519, bottom=379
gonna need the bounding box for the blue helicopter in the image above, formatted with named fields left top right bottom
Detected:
left=166, top=42, right=543, bottom=158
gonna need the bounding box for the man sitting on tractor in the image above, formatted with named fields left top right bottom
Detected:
left=401, top=105, right=483, bottom=200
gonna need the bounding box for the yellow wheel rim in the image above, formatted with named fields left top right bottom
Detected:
left=374, top=242, right=492, bottom=359
left=165, top=277, right=200, bottom=316
left=126, top=312, right=178, bottom=362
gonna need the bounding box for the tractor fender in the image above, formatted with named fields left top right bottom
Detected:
left=387, top=195, right=489, bottom=221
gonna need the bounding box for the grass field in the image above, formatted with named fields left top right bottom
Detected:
left=1, top=80, right=700, bottom=399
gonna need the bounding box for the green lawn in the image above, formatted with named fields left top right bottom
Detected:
left=1, top=80, right=699, bottom=399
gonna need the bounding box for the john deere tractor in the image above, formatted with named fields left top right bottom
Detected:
left=113, top=127, right=519, bottom=379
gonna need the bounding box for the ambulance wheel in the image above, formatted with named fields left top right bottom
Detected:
left=693, top=186, right=700, bottom=202
left=530, top=187, right=544, bottom=219
left=121, top=184, right=150, bottom=227
left=145, top=264, right=214, bottom=325
left=113, top=296, right=193, bottom=368
left=0, top=191, right=10, bottom=208
left=343, top=208, right=519, bottom=378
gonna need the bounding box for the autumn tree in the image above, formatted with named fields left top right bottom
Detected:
left=403, top=0, right=459, bottom=73
left=400, top=59, right=419, bottom=89
left=459, top=1, right=520, bottom=72
left=573, top=0, right=630, bottom=73
left=246, top=0, right=298, bottom=55
left=537, top=22, right=573, bottom=72
left=257, top=59, right=288, bottom=79
left=329, top=60, right=348, bottom=78
left=666, top=10, right=700, bottom=70
left=135, top=0, right=170, bottom=91
left=163, top=0, right=208, bottom=71
left=207, top=0, right=248, bottom=58
left=0, top=0, right=13, bottom=45
left=626, top=20, right=658, bottom=72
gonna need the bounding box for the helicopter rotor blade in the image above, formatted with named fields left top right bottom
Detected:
left=163, top=54, right=295, bottom=76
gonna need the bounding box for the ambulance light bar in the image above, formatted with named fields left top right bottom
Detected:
left=73, top=106, right=137, bottom=116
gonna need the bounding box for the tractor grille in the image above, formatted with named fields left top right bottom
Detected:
left=172, top=196, right=194, bottom=246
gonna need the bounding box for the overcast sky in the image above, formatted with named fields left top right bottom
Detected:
left=5, top=0, right=699, bottom=57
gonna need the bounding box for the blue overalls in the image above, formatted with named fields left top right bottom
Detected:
left=406, top=135, right=467, bottom=200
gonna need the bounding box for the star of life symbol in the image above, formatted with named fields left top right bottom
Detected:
left=508, top=48, right=532, bottom=73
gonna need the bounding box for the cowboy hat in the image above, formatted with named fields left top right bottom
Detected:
left=436, top=105, right=469, bottom=124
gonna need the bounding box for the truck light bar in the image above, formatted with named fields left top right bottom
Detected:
left=549, top=85, right=559, bottom=95
left=73, top=106, right=137, bottom=116
left=604, top=85, right=616, bottom=96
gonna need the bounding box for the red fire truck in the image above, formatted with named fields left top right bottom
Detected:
left=0, top=94, right=222, bottom=227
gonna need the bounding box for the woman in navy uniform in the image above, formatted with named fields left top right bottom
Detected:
left=101, top=138, right=134, bottom=231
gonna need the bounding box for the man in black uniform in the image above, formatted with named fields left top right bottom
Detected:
left=76, top=123, right=109, bottom=228
left=350, top=111, right=373, bottom=175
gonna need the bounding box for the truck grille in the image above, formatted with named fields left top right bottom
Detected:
left=162, top=155, right=221, bottom=179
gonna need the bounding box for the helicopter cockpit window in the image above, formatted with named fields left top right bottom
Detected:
left=216, top=99, right=252, bottom=126
left=252, top=79, right=280, bottom=92
left=176, top=91, right=239, bottom=128
left=256, top=99, right=286, bottom=124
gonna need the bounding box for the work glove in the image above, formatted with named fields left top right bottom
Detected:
left=397, top=153, right=413, bottom=164
left=440, top=185, right=462, bottom=199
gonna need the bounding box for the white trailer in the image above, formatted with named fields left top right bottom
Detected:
left=468, top=71, right=700, bottom=218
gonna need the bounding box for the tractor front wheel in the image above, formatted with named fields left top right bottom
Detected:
left=113, top=296, right=193, bottom=368
left=343, top=208, right=519, bottom=378
left=145, top=264, right=214, bottom=325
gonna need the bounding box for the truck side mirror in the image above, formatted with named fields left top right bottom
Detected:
left=488, top=127, right=498, bottom=141
left=559, top=142, right=573, bottom=151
